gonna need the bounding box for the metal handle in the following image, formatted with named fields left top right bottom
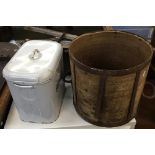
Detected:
left=14, top=83, right=33, bottom=88
left=29, top=49, right=41, bottom=60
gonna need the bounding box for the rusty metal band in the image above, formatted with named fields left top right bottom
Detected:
left=127, top=70, right=141, bottom=120
left=69, top=54, right=152, bottom=76
left=95, top=75, right=107, bottom=120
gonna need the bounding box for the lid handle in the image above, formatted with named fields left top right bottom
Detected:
left=29, top=49, right=42, bottom=60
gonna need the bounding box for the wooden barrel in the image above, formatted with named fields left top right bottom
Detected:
left=69, top=31, right=153, bottom=127
left=0, top=42, right=18, bottom=128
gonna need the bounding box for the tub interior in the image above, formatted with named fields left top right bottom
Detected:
left=70, top=32, right=152, bottom=70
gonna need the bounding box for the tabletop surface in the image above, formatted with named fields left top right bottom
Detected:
left=5, top=84, right=136, bottom=129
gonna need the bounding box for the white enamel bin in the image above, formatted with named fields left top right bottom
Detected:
left=3, top=40, right=65, bottom=123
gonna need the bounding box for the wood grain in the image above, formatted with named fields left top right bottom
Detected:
left=0, top=83, right=12, bottom=128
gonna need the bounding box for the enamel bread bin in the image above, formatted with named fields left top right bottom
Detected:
left=3, top=40, right=65, bottom=123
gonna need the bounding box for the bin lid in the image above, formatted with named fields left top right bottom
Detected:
left=3, top=40, right=62, bottom=84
